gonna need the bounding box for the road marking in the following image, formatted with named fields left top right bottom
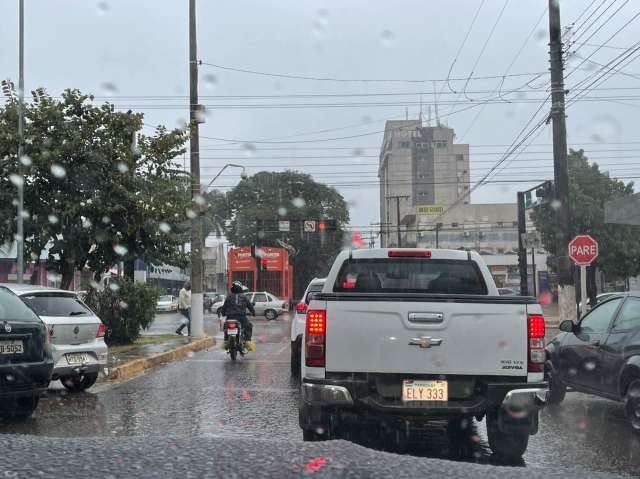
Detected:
left=276, top=344, right=289, bottom=355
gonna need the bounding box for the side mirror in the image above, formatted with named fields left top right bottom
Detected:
left=559, top=320, right=575, bottom=333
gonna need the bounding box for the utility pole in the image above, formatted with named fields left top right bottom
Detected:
left=517, top=191, right=528, bottom=296
left=16, top=0, right=24, bottom=284
left=188, top=0, right=204, bottom=338
left=548, top=0, right=574, bottom=319
left=435, top=222, right=442, bottom=248
left=386, top=195, right=409, bottom=247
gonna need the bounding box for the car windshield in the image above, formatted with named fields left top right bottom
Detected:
left=2, top=1, right=640, bottom=476
left=0, top=288, right=41, bottom=322
left=20, top=294, right=92, bottom=317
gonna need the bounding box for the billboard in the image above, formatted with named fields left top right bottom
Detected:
left=416, top=205, right=444, bottom=218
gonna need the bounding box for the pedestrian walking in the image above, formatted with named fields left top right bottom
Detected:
left=176, top=281, right=192, bottom=336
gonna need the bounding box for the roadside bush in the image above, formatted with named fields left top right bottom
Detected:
left=84, top=278, right=159, bottom=345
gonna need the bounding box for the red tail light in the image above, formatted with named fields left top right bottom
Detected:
left=96, top=323, right=106, bottom=338
left=388, top=249, right=431, bottom=258
left=295, top=302, right=308, bottom=314
left=341, top=281, right=356, bottom=288
left=305, top=310, right=326, bottom=368
left=527, top=314, right=545, bottom=372
left=227, top=321, right=237, bottom=329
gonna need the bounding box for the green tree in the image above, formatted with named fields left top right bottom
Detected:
left=532, top=149, right=640, bottom=284
left=0, top=87, right=191, bottom=288
left=223, top=171, right=349, bottom=296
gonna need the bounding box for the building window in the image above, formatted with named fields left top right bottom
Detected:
left=497, top=221, right=504, bottom=228
left=399, top=141, right=410, bottom=148
left=456, top=154, right=464, bottom=161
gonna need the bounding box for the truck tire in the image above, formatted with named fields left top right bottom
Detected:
left=302, top=428, right=330, bottom=441
left=299, top=404, right=332, bottom=441
left=486, top=412, right=530, bottom=461
left=625, top=379, right=640, bottom=433
left=290, top=338, right=301, bottom=378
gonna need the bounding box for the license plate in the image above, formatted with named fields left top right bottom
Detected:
left=66, top=353, right=90, bottom=365
left=0, top=340, right=24, bottom=355
left=402, top=380, right=448, bottom=402
left=227, top=328, right=238, bottom=336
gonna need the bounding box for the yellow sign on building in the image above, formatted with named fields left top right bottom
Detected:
left=417, top=205, right=444, bottom=218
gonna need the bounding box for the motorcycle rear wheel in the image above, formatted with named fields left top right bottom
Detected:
left=229, top=336, right=238, bottom=361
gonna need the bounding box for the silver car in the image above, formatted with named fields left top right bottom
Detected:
left=245, top=291, right=288, bottom=320
left=1, top=284, right=108, bottom=392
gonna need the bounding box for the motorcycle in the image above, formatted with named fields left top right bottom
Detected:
left=224, top=318, right=246, bottom=361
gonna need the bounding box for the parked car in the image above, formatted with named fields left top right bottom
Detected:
left=1, top=284, right=107, bottom=393
left=245, top=292, right=288, bottom=320
left=211, top=294, right=226, bottom=316
left=545, top=293, right=640, bottom=432
left=156, top=295, right=179, bottom=313
left=579, top=292, right=624, bottom=314
left=498, top=287, right=518, bottom=296
left=291, top=278, right=326, bottom=377
left=299, top=248, right=548, bottom=460
left=0, top=287, right=53, bottom=420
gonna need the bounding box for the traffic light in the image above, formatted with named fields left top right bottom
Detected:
left=318, top=219, right=338, bottom=231
left=260, top=258, right=268, bottom=271
left=535, top=181, right=555, bottom=203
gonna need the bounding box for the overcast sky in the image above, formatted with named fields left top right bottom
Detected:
left=1, top=0, right=638, bottom=239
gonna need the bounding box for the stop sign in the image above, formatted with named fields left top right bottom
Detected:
left=568, top=235, right=599, bottom=265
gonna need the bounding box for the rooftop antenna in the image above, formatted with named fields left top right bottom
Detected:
left=419, top=94, right=423, bottom=125
left=432, top=81, right=440, bottom=127
left=405, top=106, right=408, bottom=120
left=427, top=105, right=432, bottom=126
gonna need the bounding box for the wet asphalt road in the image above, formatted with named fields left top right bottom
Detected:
left=1, top=313, right=639, bottom=477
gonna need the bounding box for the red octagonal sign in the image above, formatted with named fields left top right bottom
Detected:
left=568, top=235, right=599, bottom=266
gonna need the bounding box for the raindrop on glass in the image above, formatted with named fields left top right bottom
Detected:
left=203, top=73, right=217, bottom=90
left=550, top=199, right=561, bottom=210
left=278, top=207, right=287, bottom=216
left=19, top=155, right=32, bottom=166
left=82, top=217, right=92, bottom=229
left=583, top=360, right=596, bottom=371
left=380, top=29, right=395, bottom=47
left=589, top=115, right=622, bottom=143
left=194, top=194, right=206, bottom=206
left=534, top=29, right=546, bottom=43
left=109, top=283, right=120, bottom=292
left=102, top=216, right=111, bottom=224
left=97, top=1, right=109, bottom=15
left=186, top=208, right=197, bottom=219
left=90, top=280, right=100, bottom=289
left=291, top=197, right=305, bottom=208
left=352, top=148, right=365, bottom=157
left=51, top=164, right=67, bottom=178
left=159, top=222, right=171, bottom=233
left=117, top=162, right=129, bottom=173
left=113, top=244, right=128, bottom=256
left=101, top=82, right=118, bottom=95
left=242, top=143, right=256, bottom=158
left=9, top=174, right=24, bottom=187
left=119, top=301, right=128, bottom=309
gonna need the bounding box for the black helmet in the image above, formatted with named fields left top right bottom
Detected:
left=231, top=281, right=244, bottom=294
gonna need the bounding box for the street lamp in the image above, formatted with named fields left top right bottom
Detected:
left=205, top=163, right=247, bottom=191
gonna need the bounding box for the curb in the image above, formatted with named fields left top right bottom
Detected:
left=107, top=336, right=215, bottom=381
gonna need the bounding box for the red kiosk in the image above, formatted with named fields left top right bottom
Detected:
left=227, top=246, right=293, bottom=302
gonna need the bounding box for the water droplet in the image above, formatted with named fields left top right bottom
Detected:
left=498, top=340, right=509, bottom=350
left=159, top=222, right=171, bottom=233
left=583, top=360, right=597, bottom=371
left=186, top=208, right=197, bottom=219
left=312, top=9, right=329, bottom=37
left=380, top=29, right=395, bottom=47
left=568, top=367, right=578, bottom=376
left=119, top=301, right=128, bottom=309
left=9, top=174, right=23, bottom=187
left=82, top=217, right=92, bottom=228
left=19, top=155, right=32, bottom=166
left=352, top=148, right=365, bottom=157
left=117, top=162, right=129, bottom=173
left=113, top=244, right=128, bottom=256
left=589, top=115, right=622, bottom=143
left=97, top=1, right=109, bottom=15
left=535, top=29, right=547, bottom=43
left=51, top=164, right=66, bottom=178
left=90, top=280, right=100, bottom=289
left=242, top=143, right=256, bottom=158
left=101, top=82, right=118, bottom=95
left=109, top=283, right=120, bottom=292
left=102, top=216, right=111, bottom=224
left=361, top=115, right=372, bottom=124
left=278, top=207, right=287, bottom=216
left=550, top=199, right=561, bottom=210
left=195, top=108, right=207, bottom=123
left=291, top=197, right=305, bottom=208
left=203, top=73, right=217, bottom=90
left=194, top=194, right=206, bottom=206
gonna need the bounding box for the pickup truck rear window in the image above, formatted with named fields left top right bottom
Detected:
left=333, top=259, right=488, bottom=295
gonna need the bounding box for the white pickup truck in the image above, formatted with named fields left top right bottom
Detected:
left=299, top=248, right=549, bottom=460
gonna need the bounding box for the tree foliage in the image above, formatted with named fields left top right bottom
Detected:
left=221, top=171, right=349, bottom=296
left=0, top=87, right=191, bottom=288
left=532, top=149, right=640, bottom=279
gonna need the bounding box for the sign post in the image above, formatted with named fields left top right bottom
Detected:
left=568, top=235, right=599, bottom=317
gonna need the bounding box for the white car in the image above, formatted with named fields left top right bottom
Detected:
left=299, top=248, right=548, bottom=460
left=290, top=278, right=325, bottom=377
left=156, top=295, right=179, bottom=313
left=245, top=291, right=288, bottom=320
left=1, top=284, right=108, bottom=392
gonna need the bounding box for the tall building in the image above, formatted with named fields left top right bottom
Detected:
left=378, top=119, right=470, bottom=247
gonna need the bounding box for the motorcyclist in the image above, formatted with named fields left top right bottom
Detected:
left=220, top=281, right=256, bottom=351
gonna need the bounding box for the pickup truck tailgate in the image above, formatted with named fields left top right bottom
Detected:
left=324, top=296, right=530, bottom=377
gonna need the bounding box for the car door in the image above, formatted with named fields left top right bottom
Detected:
left=600, top=297, right=640, bottom=398
left=252, top=293, right=268, bottom=315
left=558, top=297, right=623, bottom=392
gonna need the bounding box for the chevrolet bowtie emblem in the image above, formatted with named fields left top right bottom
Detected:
left=409, top=336, right=443, bottom=348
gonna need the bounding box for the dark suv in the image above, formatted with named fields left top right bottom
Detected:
left=0, top=287, right=53, bottom=420
left=546, top=293, right=640, bottom=432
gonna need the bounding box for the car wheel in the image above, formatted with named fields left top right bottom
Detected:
left=545, top=365, right=566, bottom=405
left=61, top=373, right=98, bottom=392
left=625, top=379, right=640, bottom=433
left=265, top=309, right=278, bottom=321
left=290, top=338, right=301, bottom=378
left=486, top=412, right=530, bottom=462
left=13, top=396, right=40, bottom=421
